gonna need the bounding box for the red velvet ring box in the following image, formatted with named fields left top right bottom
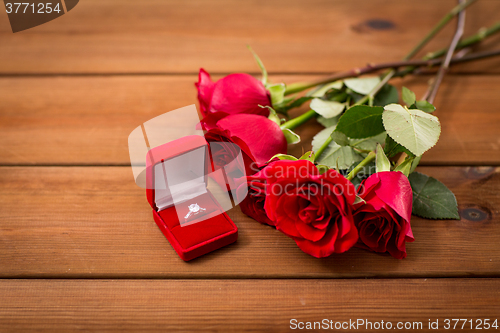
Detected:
left=145, top=135, right=238, bottom=261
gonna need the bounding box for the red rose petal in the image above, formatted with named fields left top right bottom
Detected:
left=210, top=73, right=272, bottom=116
left=217, top=114, right=287, bottom=167
left=195, top=68, right=215, bottom=117
left=371, top=172, right=413, bottom=224
left=354, top=171, right=414, bottom=259
left=294, top=223, right=339, bottom=258
left=334, top=215, right=358, bottom=252
left=295, top=218, right=328, bottom=242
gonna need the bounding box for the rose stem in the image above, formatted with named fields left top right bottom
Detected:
left=281, top=48, right=500, bottom=152
left=280, top=109, right=316, bottom=131
left=284, top=48, right=500, bottom=150
left=286, top=46, right=500, bottom=97
left=285, top=0, right=482, bottom=97
left=283, top=22, right=499, bottom=132
left=346, top=152, right=376, bottom=181
left=313, top=1, right=472, bottom=163
left=313, top=135, right=331, bottom=162
left=406, top=0, right=467, bottom=173
left=428, top=0, right=467, bottom=104
left=351, top=0, right=476, bottom=102
left=397, top=21, right=500, bottom=78
left=357, top=0, right=476, bottom=105
left=410, top=0, right=476, bottom=59
left=394, top=49, right=500, bottom=77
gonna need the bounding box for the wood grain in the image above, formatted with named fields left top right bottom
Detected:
left=1, top=75, right=499, bottom=166
left=0, top=279, right=498, bottom=332
left=0, top=165, right=498, bottom=278
left=0, top=0, right=499, bottom=74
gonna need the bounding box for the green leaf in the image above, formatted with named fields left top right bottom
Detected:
left=375, top=143, right=391, bottom=172
left=310, top=98, right=345, bottom=118
left=268, top=83, right=286, bottom=106
left=310, top=80, right=343, bottom=97
left=320, top=146, right=364, bottom=170
left=346, top=90, right=365, bottom=104
left=402, top=87, right=416, bottom=107
left=354, top=195, right=366, bottom=205
left=316, top=164, right=330, bottom=174
left=317, top=115, right=339, bottom=128
left=247, top=45, right=267, bottom=86
left=415, top=100, right=436, bottom=113
left=247, top=45, right=268, bottom=86
left=383, top=104, right=441, bottom=156
left=299, top=151, right=315, bottom=162
left=280, top=96, right=313, bottom=113
left=312, top=126, right=336, bottom=149
left=384, top=135, right=414, bottom=158
left=345, top=160, right=376, bottom=187
left=410, top=155, right=422, bottom=174
left=282, top=129, right=300, bottom=144
left=269, top=153, right=298, bottom=162
left=373, top=84, right=399, bottom=107
left=409, top=172, right=460, bottom=220
left=327, top=91, right=348, bottom=103
left=394, top=157, right=413, bottom=177
left=344, top=77, right=381, bottom=95
left=335, top=105, right=385, bottom=138
left=351, top=132, right=387, bottom=152
left=312, top=127, right=363, bottom=169
left=262, top=105, right=281, bottom=126
left=330, top=131, right=349, bottom=146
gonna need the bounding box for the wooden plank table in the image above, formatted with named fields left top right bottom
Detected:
left=0, top=1, right=499, bottom=331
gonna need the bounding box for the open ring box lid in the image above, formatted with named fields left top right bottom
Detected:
left=128, top=105, right=247, bottom=261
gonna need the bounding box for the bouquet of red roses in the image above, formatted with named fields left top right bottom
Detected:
left=195, top=1, right=500, bottom=259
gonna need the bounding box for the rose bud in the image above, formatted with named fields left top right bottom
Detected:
left=201, top=112, right=287, bottom=175
left=263, top=160, right=358, bottom=258
left=354, top=171, right=415, bottom=259
left=196, top=68, right=272, bottom=118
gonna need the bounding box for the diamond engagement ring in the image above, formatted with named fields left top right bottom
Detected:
left=184, top=203, right=206, bottom=221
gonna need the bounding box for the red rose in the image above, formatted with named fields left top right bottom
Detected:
left=196, top=68, right=272, bottom=118
left=206, top=141, right=249, bottom=196
left=209, top=141, right=246, bottom=176
left=236, top=167, right=275, bottom=226
left=201, top=112, right=287, bottom=174
left=354, top=171, right=415, bottom=259
left=263, top=160, right=358, bottom=258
